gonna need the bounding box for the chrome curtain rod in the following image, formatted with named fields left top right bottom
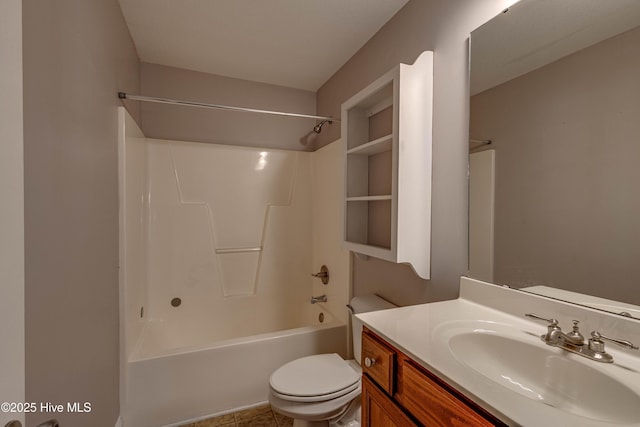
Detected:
left=469, top=138, right=492, bottom=152
left=469, top=138, right=492, bottom=145
left=118, top=92, right=338, bottom=122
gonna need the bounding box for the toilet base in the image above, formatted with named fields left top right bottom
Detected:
left=291, top=416, right=360, bottom=427
left=292, top=420, right=328, bottom=427
left=330, top=400, right=360, bottom=427
left=289, top=401, right=360, bottom=427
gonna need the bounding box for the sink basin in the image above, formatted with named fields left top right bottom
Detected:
left=440, top=323, right=640, bottom=424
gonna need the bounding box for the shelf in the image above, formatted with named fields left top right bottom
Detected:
left=342, top=51, right=433, bottom=280
left=345, top=199, right=391, bottom=250
left=346, top=134, right=393, bottom=156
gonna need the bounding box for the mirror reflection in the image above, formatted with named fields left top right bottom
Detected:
left=468, top=0, right=640, bottom=318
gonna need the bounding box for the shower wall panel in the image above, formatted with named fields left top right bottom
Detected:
left=120, top=109, right=149, bottom=359
left=121, top=107, right=348, bottom=356
left=145, top=139, right=313, bottom=323
left=310, top=140, right=351, bottom=326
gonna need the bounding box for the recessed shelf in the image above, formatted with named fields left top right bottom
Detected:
left=346, top=134, right=393, bottom=156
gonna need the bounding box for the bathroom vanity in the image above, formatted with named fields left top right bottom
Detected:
left=361, top=328, right=503, bottom=426
left=357, top=277, right=640, bottom=427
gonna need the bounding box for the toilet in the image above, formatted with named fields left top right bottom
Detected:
left=269, top=295, right=397, bottom=427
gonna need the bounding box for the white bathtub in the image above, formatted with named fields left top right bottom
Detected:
left=123, top=305, right=347, bottom=427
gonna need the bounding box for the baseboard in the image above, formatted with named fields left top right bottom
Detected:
left=162, top=401, right=269, bottom=427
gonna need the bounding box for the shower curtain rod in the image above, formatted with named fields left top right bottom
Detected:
left=469, top=138, right=492, bottom=145
left=118, top=92, right=338, bottom=122
left=469, top=138, right=492, bottom=152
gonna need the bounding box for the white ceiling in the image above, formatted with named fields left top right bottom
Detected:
left=119, top=0, right=409, bottom=92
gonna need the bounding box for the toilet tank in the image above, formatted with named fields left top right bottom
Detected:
left=349, top=294, right=397, bottom=364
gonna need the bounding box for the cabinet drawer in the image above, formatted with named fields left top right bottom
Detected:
left=362, top=332, right=395, bottom=394
left=398, top=360, right=494, bottom=427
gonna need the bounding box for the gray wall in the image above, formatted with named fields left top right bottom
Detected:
left=0, top=1, right=25, bottom=423
left=139, top=62, right=317, bottom=151
left=470, top=26, right=640, bottom=304
left=22, top=0, right=140, bottom=425
left=316, top=0, right=512, bottom=305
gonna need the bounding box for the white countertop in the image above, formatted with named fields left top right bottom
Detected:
left=356, top=278, right=640, bottom=427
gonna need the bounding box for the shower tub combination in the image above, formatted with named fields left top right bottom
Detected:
left=118, top=108, right=349, bottom=426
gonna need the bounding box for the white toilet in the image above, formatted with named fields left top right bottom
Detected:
left=268, top=295, right=396, bottom=427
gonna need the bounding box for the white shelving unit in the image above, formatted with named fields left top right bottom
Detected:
left=341, top=51, right=433, bottom=279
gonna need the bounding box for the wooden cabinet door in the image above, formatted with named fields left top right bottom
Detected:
left=362, top=375, right=417, bottom=427
left=397, top=359, right=497, bottom=427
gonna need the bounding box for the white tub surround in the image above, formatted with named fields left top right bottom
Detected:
left=117, top=107, right=350, bottom=426
left=357, top=277, right=640, bottom=427
left=146, top=137, right=312, bottom=306
left=311, top=141, right=352, bottom=327
left=131, top=303, right=341, bottom=362
left=118, top=107, right=349, bottom=350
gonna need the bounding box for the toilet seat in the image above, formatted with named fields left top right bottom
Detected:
left=269, top=383, right=361, bottom=422
left=269, top=354, right=361, bottom=403
left=271, top=380, right=360, bottom=403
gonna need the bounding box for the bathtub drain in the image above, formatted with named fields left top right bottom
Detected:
left=171, top=297, right=182, bottom=307
left=318, top=312, right=324, bottom=323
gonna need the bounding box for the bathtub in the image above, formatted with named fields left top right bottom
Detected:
left=122, top=304, right=347, bottom=427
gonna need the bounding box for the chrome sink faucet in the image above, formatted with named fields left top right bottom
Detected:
left=525, top=314, right=584, bottom=347
left=525, top=313, right=638, bottom=363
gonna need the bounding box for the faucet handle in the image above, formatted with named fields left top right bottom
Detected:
left=525, top=313, right=559, bottom=326
left=566, top=320, right=585, bottom=343
left=311, top=265, right=329, bottom=284
left=590, top=331, right=639, bottom=351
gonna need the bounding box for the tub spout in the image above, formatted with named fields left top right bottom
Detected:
left=310, top=295, right=327, bottom=304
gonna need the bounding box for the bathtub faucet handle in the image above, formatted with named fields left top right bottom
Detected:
left=310, top=295, right=327, bottom=304
left=311, top=265, right=329, bottom=284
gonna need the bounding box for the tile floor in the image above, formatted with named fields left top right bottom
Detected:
left=179, top=404, right=293, bottom=427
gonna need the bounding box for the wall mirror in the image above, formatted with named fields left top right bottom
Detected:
left=468, top=0, right=640, bottom=319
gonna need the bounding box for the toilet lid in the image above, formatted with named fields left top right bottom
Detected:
left=270, top=354, right=360, bottom=398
